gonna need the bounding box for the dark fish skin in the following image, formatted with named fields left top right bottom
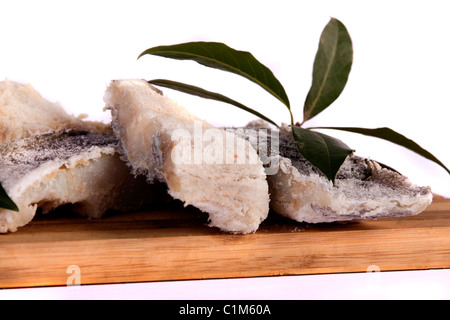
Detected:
left=0, top=130, right=119, bottom=184
left=0, top=129, right=169, bottom=233
left=234, top=124, right=432, bottom=223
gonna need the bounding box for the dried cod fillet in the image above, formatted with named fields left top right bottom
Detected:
left=0, top=130, right=165, bottom=233
left=242, top=123, right=433, bottom=223
left=104, top=79, right=269, bottom=234
left=0, top=79, right=110, bottom=144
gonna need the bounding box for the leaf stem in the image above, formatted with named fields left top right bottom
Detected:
left=289, top=109, right=294, bottom=127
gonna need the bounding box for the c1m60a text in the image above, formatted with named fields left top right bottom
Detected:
left=179, top=304, right=271, bottom=317
left=224, top=304, right=271, bottom=315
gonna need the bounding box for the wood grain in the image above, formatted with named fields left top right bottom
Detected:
left=1, top=195, right=449, bottom=289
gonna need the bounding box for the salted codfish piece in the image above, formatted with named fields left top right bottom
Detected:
left=0, top=129, right=165, bottom=233
left=104, top=79, right=269, bottom=234
left=242, top=122, right=433, bottom=223
left=0, top=79, right=110, bottom=144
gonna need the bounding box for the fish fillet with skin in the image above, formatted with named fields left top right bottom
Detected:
left=241, top=122, right=433, bottom=223
left=0, top=79, right=110, bottom=144
left=103, top=79, right=270, bottom=234
left=0, top=130, right=165, bottom=233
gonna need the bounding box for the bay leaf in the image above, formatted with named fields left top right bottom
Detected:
left=139, top=42, right=291, bottom=111
left=0, top=182, right=18, bottom=212
left=303, top=18, right=353, bottom=123
left=291, top=126, right=354, bottom=183
left=310, top=126, right=450, bottom=175
left=149, top=79, right=279, bottom=127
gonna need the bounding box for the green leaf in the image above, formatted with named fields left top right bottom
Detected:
left=312, top=126, right=450, bottom=175
left=149, top=79, right=279, bottom=128
left=138, top=41, right=291, bottom=110
left=0, top=182, right=19, bottom=212
left=291, top=126, right=354, bottom=183
left=303, top=18, right=353, bottom=123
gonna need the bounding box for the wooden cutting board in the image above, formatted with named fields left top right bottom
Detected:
left=1, top=195, right=450, bottom=289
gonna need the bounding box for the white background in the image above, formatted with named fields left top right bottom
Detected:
left=1, top=0, right=449, bottom=196
left=1, top=0, right=450, bottom=300
left=1, top=269, right=450, bottom=300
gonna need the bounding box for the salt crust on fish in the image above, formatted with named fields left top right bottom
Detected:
left=0, top=79, right=109, bottom=144
left=0, top=130, right=163, bottom=233
left=243, top=122, right=433, bottom=223
left=104, top=79, right=269, bottom=234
